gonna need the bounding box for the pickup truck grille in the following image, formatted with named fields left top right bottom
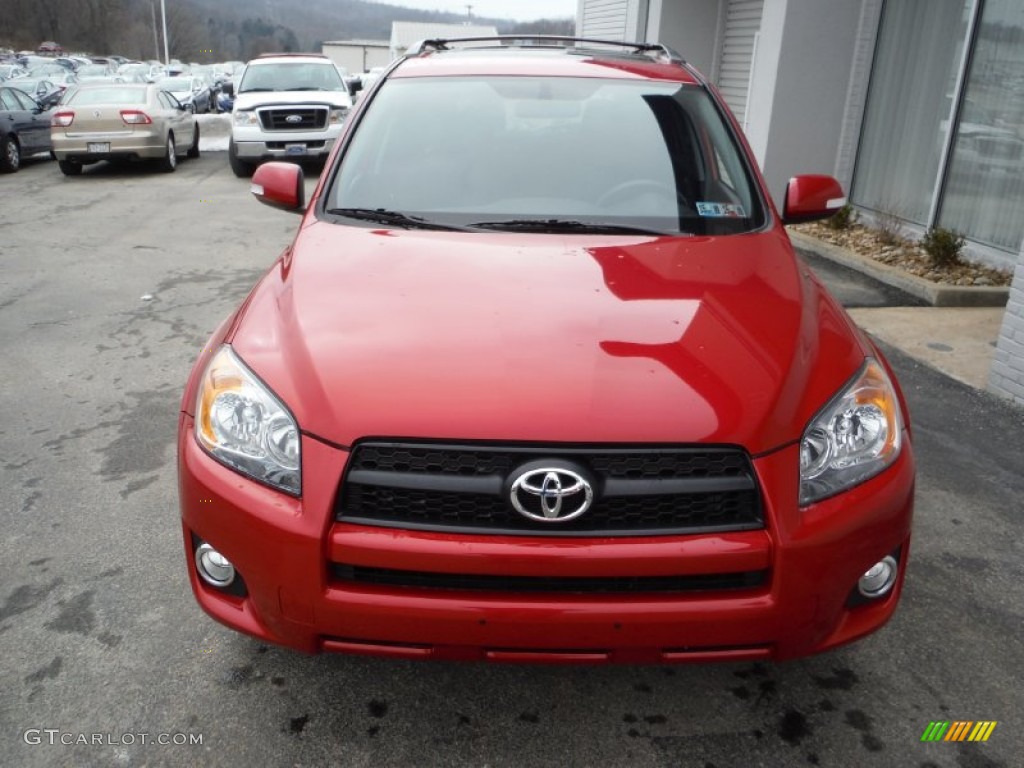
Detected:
left=334, top=442, right=763, bottom=536
left=259, top=107, right=328, bottom=131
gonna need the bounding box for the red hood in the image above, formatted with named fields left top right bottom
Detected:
left=230, top=224, right=866, bottom=453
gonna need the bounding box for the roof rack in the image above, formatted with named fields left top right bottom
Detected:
left=405, top=36, right=685, bottom=66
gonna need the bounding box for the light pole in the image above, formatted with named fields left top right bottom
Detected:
left=151, top=2, right=159, bottom=60
left=161, top=0, right=170, bottom=65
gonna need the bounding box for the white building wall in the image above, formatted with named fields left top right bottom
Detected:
left=322, top=43, right=391, bottom=73
left=745, top=0, right=867, bottom=206
left=832, top=0, right=883, bottom=193
left=577, top=0, right=631, bottom=39
left=646, top=0, right=721, bottom=76
left=990, top=243, right=1024, bottom=406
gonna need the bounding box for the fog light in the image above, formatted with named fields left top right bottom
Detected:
left=858, top=555, right=898, bottom=598
left=195, top=543, right=235, bottom=588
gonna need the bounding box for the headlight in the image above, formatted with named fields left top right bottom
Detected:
left=233, top=110, right=258, bottom=126
left=799, top=359, right=903, bottom=506
left=329, top=107, right=348, bottom=124
left=195, top=346, right=300, bottom=495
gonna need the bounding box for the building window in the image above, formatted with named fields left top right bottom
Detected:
left=938, top=0, right=1024, bottom=252
left=852, top=0, right=971, bottom=227
left=853, top=0, right=1024, bottom=260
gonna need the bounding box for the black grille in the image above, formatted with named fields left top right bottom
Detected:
left=259, top=107, right=328, bottom=130
left=335, top=442, right=763, bottom=536
left=330, top=563, right=769, bottom=594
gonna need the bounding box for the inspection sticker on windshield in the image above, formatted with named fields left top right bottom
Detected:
left=696, top=202, right=746, bottom=218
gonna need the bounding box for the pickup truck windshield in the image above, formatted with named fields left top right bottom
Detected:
left=328, top=76, right=765, bottom=235
left=238, top=62, right=344, bottom=93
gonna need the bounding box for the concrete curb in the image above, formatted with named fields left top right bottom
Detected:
left=788, top=230, right=1009, bottom=308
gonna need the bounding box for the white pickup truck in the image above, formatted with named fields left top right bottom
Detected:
left=227, top=53, right=352, bottom=177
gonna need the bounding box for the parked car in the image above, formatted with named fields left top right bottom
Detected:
left=0, top=86, right=53, bottom=172
left=50, top=83, right=199, bottom=175
left=178, top=37, right=916, bottom=663
left=7, top=78, right=63, bottom=109
left=28, top=63, right=67, bottom=78
left=75, top=64, right=115, bottom=81
left=0, top=64, right=28, bottom=80
left=159, top=75, right=211, bottom=113
left=228, top=53, right=352, bottom=176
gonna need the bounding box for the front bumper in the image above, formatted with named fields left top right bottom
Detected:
left=231, top=123, right=340, bottom=161
left=179, top=415, right=915, bottom=663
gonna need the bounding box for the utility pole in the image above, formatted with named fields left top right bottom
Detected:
left=161, top=0, right=170, bottom=65
left=151, top=2, right=159, bottom=60
left=466, top=5, right=473, bottom=22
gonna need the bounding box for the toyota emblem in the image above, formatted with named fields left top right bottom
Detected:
left=510, top=467, right=594, bottom=522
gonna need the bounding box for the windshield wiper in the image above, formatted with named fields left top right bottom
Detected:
left=326, top=207, right=469, bottom=231
left=468, top=219, right=673, bottom=236
left=238, top=87, right=274, bottom=93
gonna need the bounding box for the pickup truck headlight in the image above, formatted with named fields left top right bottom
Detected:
left=233, top=110, right=258, bottom=126
left=195, top=346, right=300, bottom=495
left=329, top=107, right=348, bottom=124
left=799, top=359, right=903, bottom=506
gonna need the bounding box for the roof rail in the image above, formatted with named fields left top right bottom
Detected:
left=405, top=36, right=685, bottom=65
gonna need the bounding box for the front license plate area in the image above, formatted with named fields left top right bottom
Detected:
left=88, top=142, right=110, bottom=153
left=285, top=144, right=307, bottom=156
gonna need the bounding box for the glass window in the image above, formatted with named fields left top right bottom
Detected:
left=10, top=89, right=36, bottom=110
left=0, top=89, right=20, bottom=111
left=327, top=76, right=765, bottom=235
left=67, top=87, right=147, bottom=105
left=938, top=0, right=1024, bottom=251
left=852, top=0, right=971, bottom=224
left=238, top=62, right=343, bottom=93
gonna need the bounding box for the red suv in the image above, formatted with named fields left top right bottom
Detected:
left=179, top=37, right=915, bottom=663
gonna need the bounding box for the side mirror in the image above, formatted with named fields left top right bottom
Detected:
left=782, top=175, right=847, bottom=225
left=251, top=162, right=305, bottom=213
left=221, top=81, right=234, bottom=96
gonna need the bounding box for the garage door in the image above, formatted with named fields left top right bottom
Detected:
left=580, top=0, right=629, bottom=40
left=718, top=0, right=764, bottom=126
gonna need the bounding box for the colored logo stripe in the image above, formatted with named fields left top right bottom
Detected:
left=968, top=722, right=997, bottom=742
left=921, top=721, right=996, bottom=742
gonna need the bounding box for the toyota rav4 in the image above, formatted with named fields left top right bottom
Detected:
left=179, top=37, right=915, bottom=663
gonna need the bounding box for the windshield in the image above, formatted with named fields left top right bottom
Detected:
left=238, top=62, right=343, bottom=93
left=327, top=76, right=764, bottom=235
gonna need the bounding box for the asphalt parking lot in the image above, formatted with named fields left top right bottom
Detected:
left=1, top=152, right=1022, bottom=768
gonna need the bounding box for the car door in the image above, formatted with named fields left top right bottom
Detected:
left=0, top=88, right=45, bottom=153
left=190, top=78, right=207, bottom=112
left=158, top=91, right=192, bottom=150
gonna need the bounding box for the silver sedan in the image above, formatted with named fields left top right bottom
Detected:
left=50, top=83, right=199, bottom=175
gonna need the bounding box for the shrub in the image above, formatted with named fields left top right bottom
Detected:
left=875, top=210, right=905, bottom=246
left=824, top=203, right=857, bottom=231
left=921, top=226, right=966, bottom=268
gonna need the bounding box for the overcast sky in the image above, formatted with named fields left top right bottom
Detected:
left=387, top=1, right=578, bottom=22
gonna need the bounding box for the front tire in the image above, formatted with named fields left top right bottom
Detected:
left=58, top=159, right=82, bottom=176
left=228, top=139, right=254, bottom=178
left=187, top=124, right=200, bottom=159
left=158, top=133, right=177, bottom=173
left=0, top=134, right=21, bottom=173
